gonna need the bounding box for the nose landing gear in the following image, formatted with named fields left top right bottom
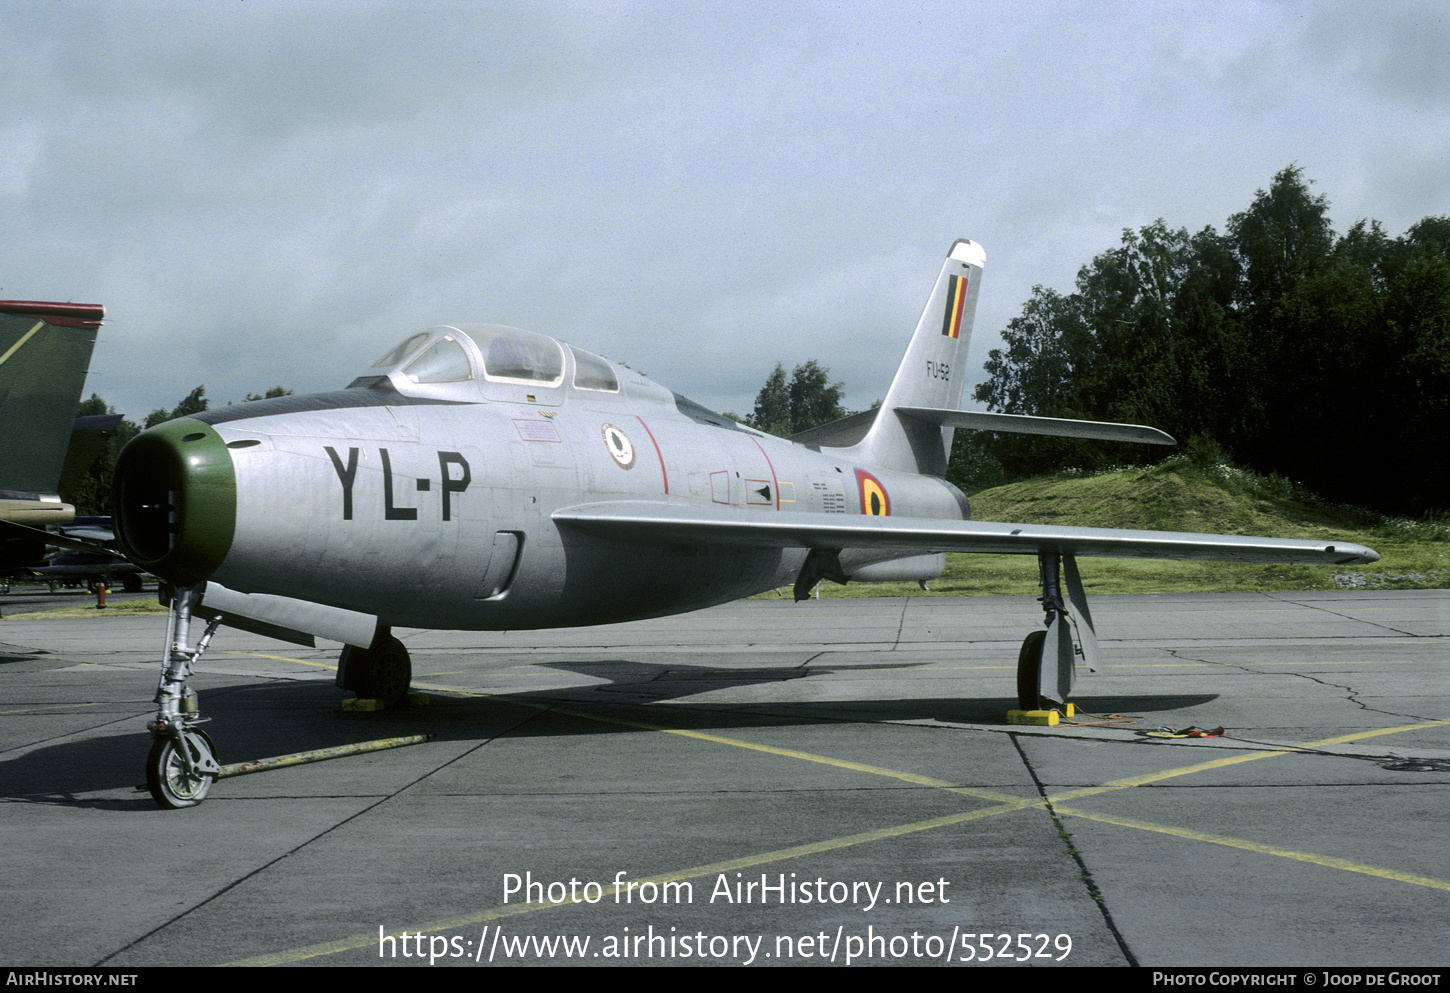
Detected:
left=145, top=585, right=222, bottom=808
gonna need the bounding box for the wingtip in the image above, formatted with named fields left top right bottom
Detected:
left=1333, top=545, right=1380, bottom=564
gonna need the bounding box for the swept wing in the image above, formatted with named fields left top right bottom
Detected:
left=553, top=500, right=1379, bottom=566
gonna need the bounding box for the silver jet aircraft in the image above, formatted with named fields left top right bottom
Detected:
left=111, top=241, right=1378, bottom=807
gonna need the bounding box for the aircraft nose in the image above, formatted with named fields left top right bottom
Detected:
left=113, top=418, right=236, bottom=586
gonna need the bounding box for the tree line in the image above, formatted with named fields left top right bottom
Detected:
left=969, top=166, right=1448, bottom=515
left=77, top=173, right=1449, bottom=523
left=739, top=168, right=1446, bottom=516
left=69, top=386, right=291, bottom=515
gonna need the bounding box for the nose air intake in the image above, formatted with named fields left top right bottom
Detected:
left=113, top=418, right=237, bottom=586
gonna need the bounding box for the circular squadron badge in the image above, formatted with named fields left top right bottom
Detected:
left=601, top=423, right=636, bottom=469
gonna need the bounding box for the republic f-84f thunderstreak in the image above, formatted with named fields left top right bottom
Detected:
left=112, top=240, right=1378, bottom=807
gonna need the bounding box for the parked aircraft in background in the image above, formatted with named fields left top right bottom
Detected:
left=18, top=517, right=145, bottom=593
left=110, top=241, right=1378, bottom=807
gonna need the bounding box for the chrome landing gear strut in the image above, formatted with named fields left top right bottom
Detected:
left=1017, top=551, right=1101, bottom=710
left=146, top=585, right=222, bottom=808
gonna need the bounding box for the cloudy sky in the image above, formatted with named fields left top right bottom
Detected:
left=4, top=0, right=1447, bottom=423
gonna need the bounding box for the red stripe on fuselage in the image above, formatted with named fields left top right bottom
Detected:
left=635, top=416, right=668, bottom=494
left=750, top=436, right=781, bottom=510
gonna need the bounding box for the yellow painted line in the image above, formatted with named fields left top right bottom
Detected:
left=217, top=650, right=1448, bottom=799
left=359, top=677, right=1027, bottom=805
left=221, top=796, right=1040, bottom=967
left=212, top=649, right=1450, bottom=953
left=548, top=706, right=1029, bottom=805
left=1129, top=660, right=1435, bottom=667
left=1201, top=661, right=1437, bottom=667
left=457, top=702, right=1450, bottom=900
left=1302, top=721, right=1450, bottom=747
left=220, top=650, right=334, bottom=670
left=891, top=661, right=1442, bottom=672
left=0, top=321, right=44, bottom=365
left=220, top=652, right=1448, bottom=808
left=1053, top=805, right=1450, bottom=892
left=1189, top=658, right=1438, bottom=666
left=1046, top=720, right=1450, bottom=803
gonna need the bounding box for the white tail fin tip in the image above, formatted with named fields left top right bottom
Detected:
left=949, top=240, right=986, bottom=268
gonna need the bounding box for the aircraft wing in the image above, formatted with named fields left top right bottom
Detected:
left=553, top=501, right=1380, bottom=565
left=0, top=519, right=129, bottom=559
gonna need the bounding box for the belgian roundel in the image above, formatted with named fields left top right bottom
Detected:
left=855, top=468, right=890, bottom=516
left=601, top=423, right=635, bottom=469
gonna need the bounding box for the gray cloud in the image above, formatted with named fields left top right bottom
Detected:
left=2, top=1, right=1444, bottom=421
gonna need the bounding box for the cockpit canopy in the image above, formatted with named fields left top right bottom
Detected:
left=364, top=324, right=619, bottom=404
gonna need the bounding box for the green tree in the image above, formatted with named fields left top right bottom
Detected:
left=1224, top=166, right=1337, bottom=473
left=945, top=430, right=1006, bottom=494
left=785, top=360, right=845, bottom=434
left=972, top=163, right=1450, bottom=513
left=1378, top=216, right=1450, bottom=511
left=747, top=361, right=846, bottom=436
left=1228, top=165, right=1333, bottom=324
left=748, top=364, right=791, bottom=436
left=244, top=386, right=293, bottom=402
left=145, top=385, right=208, bottom=429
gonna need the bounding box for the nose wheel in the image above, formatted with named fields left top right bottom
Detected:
left=146, top=729, right=219, bottom=808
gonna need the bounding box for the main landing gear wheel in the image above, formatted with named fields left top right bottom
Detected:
left=146, top=730, right=218, bottom=809
left=1016, top=630, right=1046, bottom=711
left=341, top=633, right=412, bottom=706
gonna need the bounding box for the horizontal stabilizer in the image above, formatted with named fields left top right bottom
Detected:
left=554, top=501, right=1379, bottom=565
left=788, top=408, right=877, bottom=449
left=897, top=407, right=1175, bottom=446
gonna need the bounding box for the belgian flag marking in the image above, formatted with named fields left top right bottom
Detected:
left=855, top=468, right=890, bottom=516
left=940, top=273, right=969, bottom=339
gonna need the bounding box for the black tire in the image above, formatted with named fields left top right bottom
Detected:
left=346, top=634, right=412, bottom=706
left=1016, top=630, right=1046, bottom=711
left=146, top=730, right=218, bottom=809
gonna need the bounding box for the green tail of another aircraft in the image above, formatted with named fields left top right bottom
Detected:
left=0, top=298, right=106, bottom=578
left=0, top=301, right=106, bottom=503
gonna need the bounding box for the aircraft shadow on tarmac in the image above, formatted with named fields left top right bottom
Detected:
left=4, top=657, right=1223, bottom=809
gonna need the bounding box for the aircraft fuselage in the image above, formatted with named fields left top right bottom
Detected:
left=115, top=330, right=966, bottom=632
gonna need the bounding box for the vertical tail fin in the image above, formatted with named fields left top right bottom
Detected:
left=0, top=301, right=105, bottom=496
left=843, top=240, right=985, bottom=475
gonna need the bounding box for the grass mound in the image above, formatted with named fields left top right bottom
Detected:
left=808, top=457, right=1447, bottom=597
